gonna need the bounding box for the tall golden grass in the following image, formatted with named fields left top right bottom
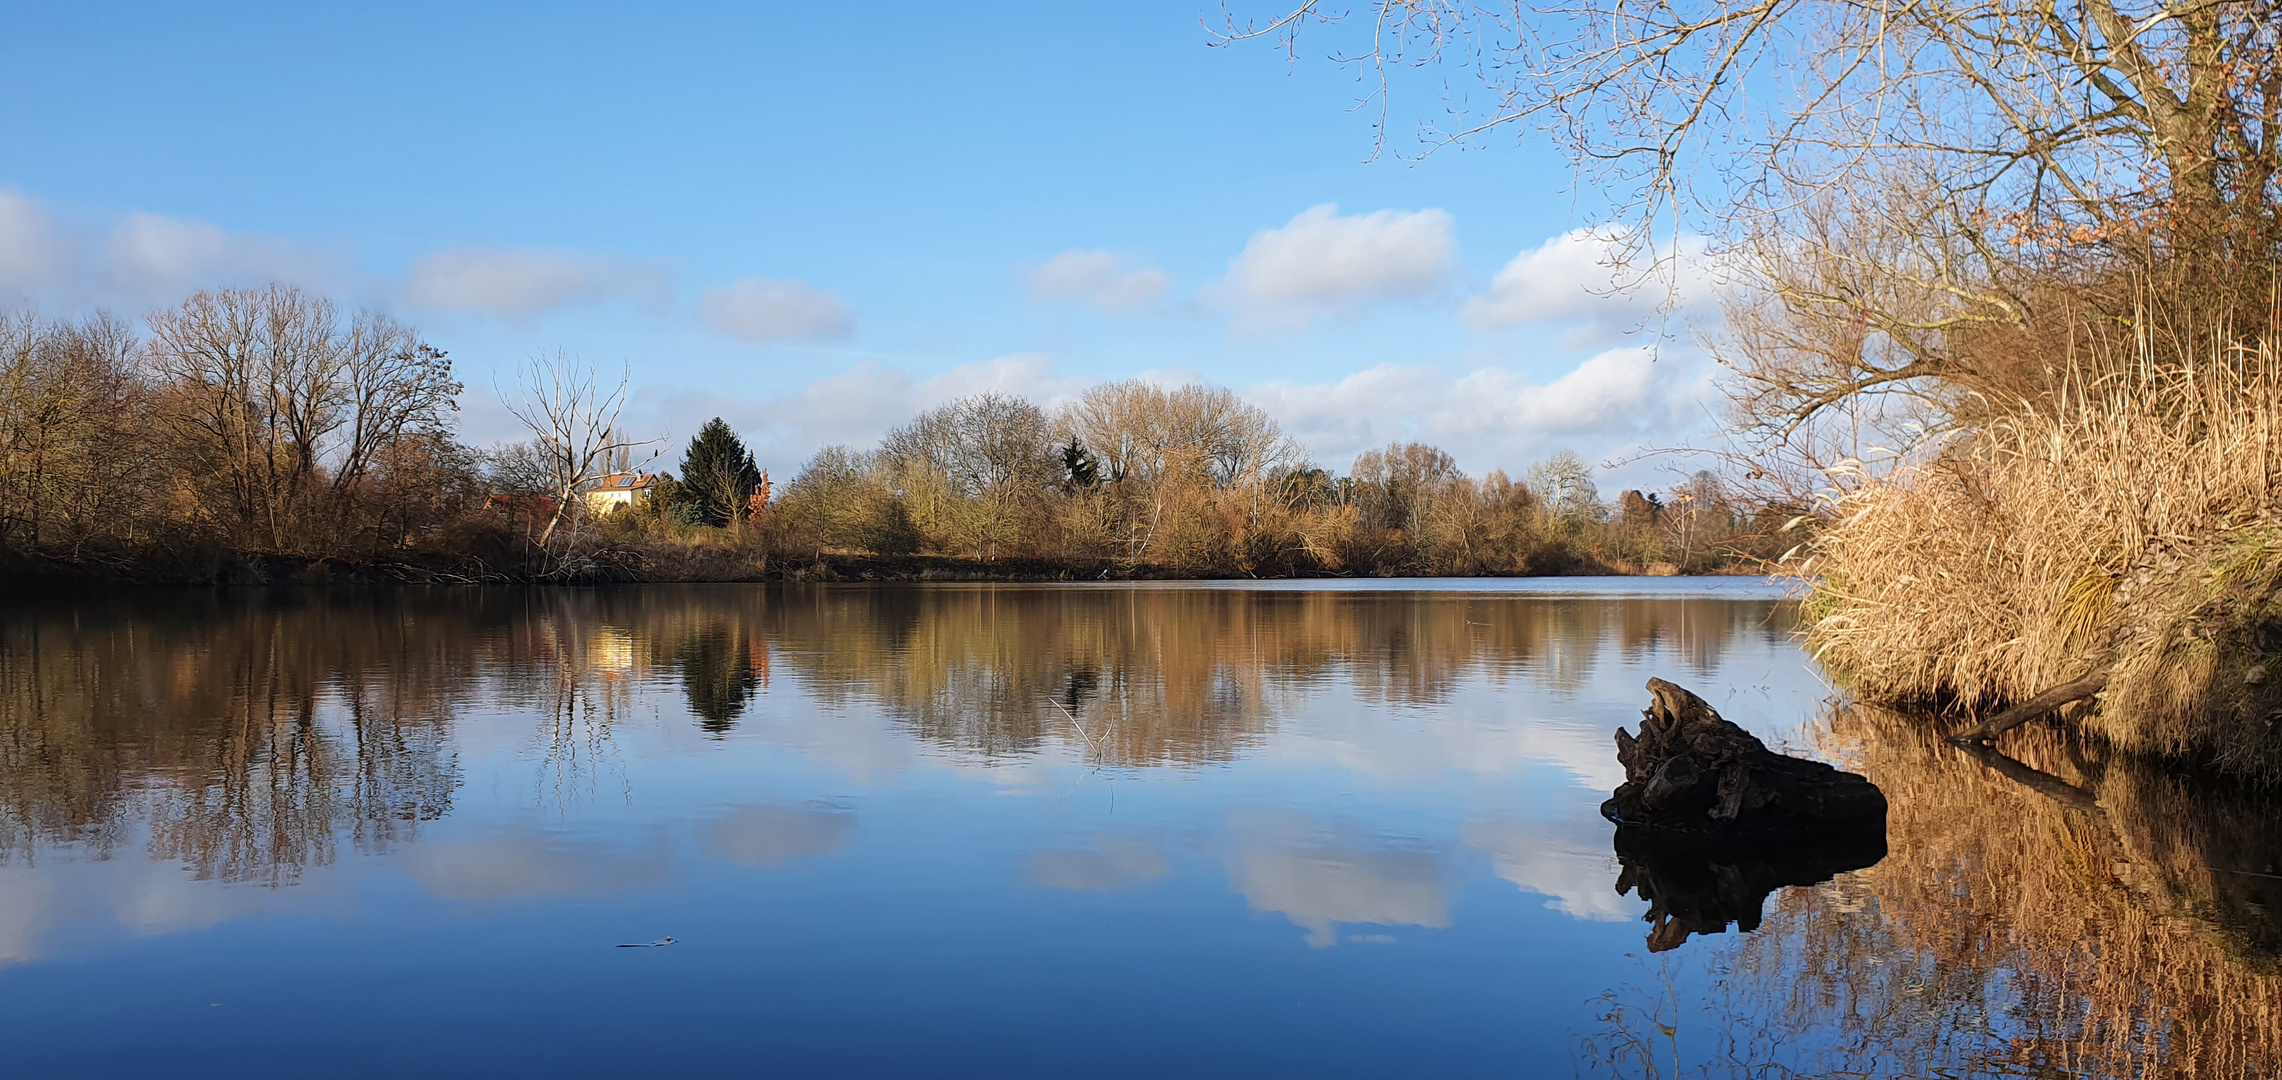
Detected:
left=1800, top=328, right=2282, bottom=777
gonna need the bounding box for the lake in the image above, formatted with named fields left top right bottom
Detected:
left=2, top=581, right=2276, bottom=1077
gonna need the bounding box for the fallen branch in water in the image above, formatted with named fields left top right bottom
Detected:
left=1947, top=668, right=2110, bottom=745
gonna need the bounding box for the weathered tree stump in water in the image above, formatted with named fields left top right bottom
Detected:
left=1602, top=679, right=1887, bottom=831
left=1603, top=679, right=1891, bottom=951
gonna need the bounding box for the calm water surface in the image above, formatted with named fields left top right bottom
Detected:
left=2, top=580, right=2275, bottom=1077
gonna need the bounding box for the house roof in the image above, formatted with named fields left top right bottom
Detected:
left=586, top=473, right=655, bottom=492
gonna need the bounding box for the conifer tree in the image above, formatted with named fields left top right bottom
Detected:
left=678, top=417, right=763, bottom=527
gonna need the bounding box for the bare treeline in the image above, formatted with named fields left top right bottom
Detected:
left=759, top=380, right=1782, bottom=575
left=0, top=286, right=477, bottom=570
left=1, top=286, right=1777, bottom=580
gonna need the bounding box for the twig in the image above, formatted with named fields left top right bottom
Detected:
left=1042, top=695, right=1106, bottom=758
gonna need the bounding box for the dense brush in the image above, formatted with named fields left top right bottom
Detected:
left=1800, top=338, right=2282, bottom=780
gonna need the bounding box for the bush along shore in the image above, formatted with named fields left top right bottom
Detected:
left=0, top=297, right=1791, bottom=587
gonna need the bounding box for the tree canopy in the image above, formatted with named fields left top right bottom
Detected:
left=678, top=417, right=763, bottom=527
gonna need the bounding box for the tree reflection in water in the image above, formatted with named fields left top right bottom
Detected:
left=0, top=592, right=465, bottom=885
left=0, top=585, right=1778, bottom=877
left=745, top=585, right=1779, bottom=768
left=671, top=622, right=766, bottom=736
left=1580, top=705, right=2282, bottom=1078
left=6, top=585, right=2276, bottom=1074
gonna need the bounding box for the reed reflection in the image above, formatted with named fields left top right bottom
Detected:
left=1581, top=706, right=2282, bottom=1078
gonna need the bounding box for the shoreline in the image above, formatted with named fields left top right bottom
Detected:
left=4, top=549, right=1766, bottom=590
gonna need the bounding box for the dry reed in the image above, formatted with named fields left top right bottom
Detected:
left=1800, top=331, right=2282, bottom=777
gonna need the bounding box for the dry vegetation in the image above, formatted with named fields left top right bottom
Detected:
left=1704, top=708, right=2277, bottom=1076
left=1805, top=325, right=2282, bottom=778
left=1235, top=0, right=2282, bottom=772
left=0, top=316, right=1785, bottom=582
left=755, top=382, right=1783, bottom=579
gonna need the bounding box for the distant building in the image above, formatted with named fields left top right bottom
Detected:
left=581, top=473, right=656, bottom=515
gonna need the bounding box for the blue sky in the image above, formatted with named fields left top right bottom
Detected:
left=0, top=2, right=1723, bottom=487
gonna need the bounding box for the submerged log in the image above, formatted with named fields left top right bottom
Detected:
left=1602, top=678, right=1888, bottom=831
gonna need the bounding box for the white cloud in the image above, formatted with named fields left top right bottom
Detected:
left=635, top=352, right=1092, bottom=473
left=0, top=190, right=71, bottom=293
left=106, top=212, right=350, bottom=301
left=108, top=214, right=230, bottom=291
left=1217, top=203, right=1456, bottom=331
left=1223, top=814, right=1449, bottom=948
left=913, top=351, right=1092, bottom=407
left=1250, top=346, right=1717, bottom=480
left=602, top=339, right=1714, bottom=495
left=1029, top=834, right=1171, bottom=892
left=1442, top=346, right=1714, bottom=438
left=704, top=802, right=856, bottom=868
left=700, top=276, right=857, bottom=341
left=0, top=854, right=352, bottom=969
left=1462, top=229, right=1720, bottom=340
left=1462, top=820, right=1640, bottom=922
left=1027, top=249, right=1170, bottom=311
left=0, top=190, right=689, bottom=321
left=0, top=867, right=51, bottom=966
left=402, top=246, right=665, bottom=319
left=0, top=189, right=353, bottom=307
left=400, top=826, right=670, bottom=901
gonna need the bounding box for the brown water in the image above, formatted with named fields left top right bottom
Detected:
left=0, top=580, right=2274, bottom=1077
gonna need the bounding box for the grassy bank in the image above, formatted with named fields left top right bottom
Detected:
left=1800, top=339, right=2282, bottom=781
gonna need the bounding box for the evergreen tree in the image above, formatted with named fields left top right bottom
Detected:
left=678, top=417, right=763, bottom=527
left=1060, top=436, right=1100, bottom=491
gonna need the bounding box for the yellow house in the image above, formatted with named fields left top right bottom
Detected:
left=581, top=472, right=656, bottom=515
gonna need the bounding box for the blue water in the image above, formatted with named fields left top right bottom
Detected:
left=0, top=582, right=1997, bottom=1076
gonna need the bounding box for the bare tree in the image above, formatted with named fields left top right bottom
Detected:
left=1527, top=450, right=1603, bottom=525
left=0, top=312, right=144, bottom=551
left=145, top=285, right=460, bottom=550
left=1351, top=441, right=1463, bottom=534
left=1224, top=0, right=2282, bottom=456
left=499, top=351, right=650, bottom=548
left=883, top=392, right=1057, bottom=559
left=333, top=312, right=461, bottom=492
left=1060, top=380, right=1305, bottom=488
left=146, top=286, right=337, bottom=547
left=1225, top=0, right=2275, bottom=249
